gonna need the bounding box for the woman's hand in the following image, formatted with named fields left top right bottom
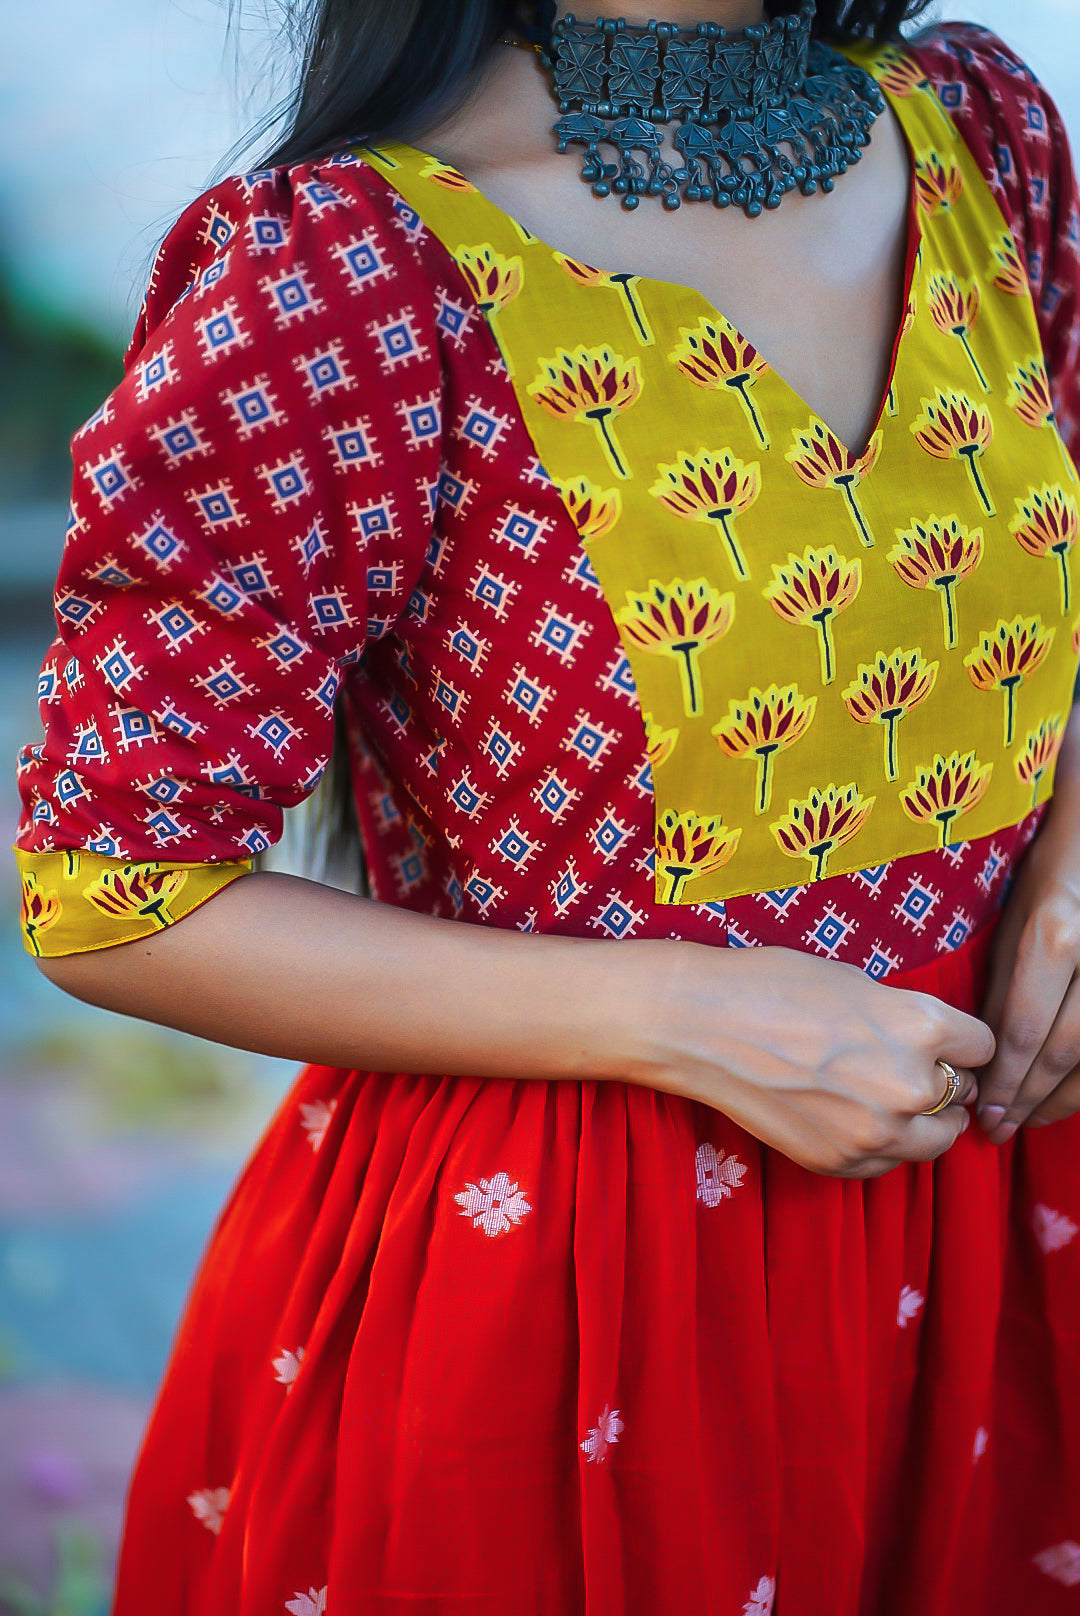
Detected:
left=974, top=711, right=1080, bottom=1143
left=635, top=943, right=993, bottom=1179
left=36, top=861, right=991, bottom=1180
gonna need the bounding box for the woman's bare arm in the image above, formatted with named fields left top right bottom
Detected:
left=36, top=870, right=993, bottom=1180
left=35, top=871, right=638, bottom=1082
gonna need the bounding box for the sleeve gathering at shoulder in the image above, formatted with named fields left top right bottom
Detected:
left=906, top=22, right=1080, bottom=462
left=14, top=154, right=443, bottom=955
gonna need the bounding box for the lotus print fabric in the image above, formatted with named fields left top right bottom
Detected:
left=351, top=42, right=1080, bottom=909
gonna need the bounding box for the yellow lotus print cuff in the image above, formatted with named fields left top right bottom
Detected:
left=14, top=848, right=253, bottom=957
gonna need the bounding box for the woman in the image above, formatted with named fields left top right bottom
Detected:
left=14, top=0, right=1080, bottom=1609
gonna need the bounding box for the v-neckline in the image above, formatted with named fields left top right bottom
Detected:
left=373, top=52, right=925, bottom=466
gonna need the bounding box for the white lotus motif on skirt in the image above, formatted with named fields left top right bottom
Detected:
left=454, top=1171, right=533, bottom=1238
left=1032, top=1202, right=1079, bottom=1253
left=897, top=1284, right=924, bottom=1328
left=580, top=1404, right=624, bottom=1464
left=1034, top=1542, right=1080, bottom=1587
left=299, top=1098, right=337, bottom=1151
left=187, top=1486, right=230, bottom=1534
left=743, top=1572, right=777, bottom=1614
left=285, top=1588, right=328, bottom=1616
left=272, top=1345, right=305, bottom=1388
left=695, top=1143, right=748, bottom=1207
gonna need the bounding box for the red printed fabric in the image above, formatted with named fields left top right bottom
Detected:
left=11, top=22, right=1080, bottom=1616
left=15, top=170, right=441, bottom=869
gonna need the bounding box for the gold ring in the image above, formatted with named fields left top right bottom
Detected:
left=921, top=1059, right=964, bottom=1116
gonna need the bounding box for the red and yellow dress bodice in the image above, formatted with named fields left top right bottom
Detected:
left=359, top=42, right=1080, bottom=908
left=12, top=37, right=1080, bottom=965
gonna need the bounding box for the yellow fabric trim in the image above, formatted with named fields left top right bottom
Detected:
left=14, top=848, right=253, bottom=957
left=354, top=43, right=1080, bottom=905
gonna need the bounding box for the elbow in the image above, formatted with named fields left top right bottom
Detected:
left=31, top=947, right=133, bottom=1011
left=29, top=928, right=183, bottom=1021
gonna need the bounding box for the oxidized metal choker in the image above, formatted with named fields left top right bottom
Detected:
left=541, top=3, right=886, bottom=216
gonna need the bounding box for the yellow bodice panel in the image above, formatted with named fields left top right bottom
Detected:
left=363, top=46, right=1076, bottom=906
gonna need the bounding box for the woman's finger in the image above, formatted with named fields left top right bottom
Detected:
left=979, top=896, right=1027, bottom=1033
left=899, top=1101, right=973, bottom=1163
left=908, top=1061, right=979, bottom=1117
left=1025, top=1066, right=1080, bottom=1127
left=997, top=976, right=1080, bottom=1129
left=976, top=918, right=1076, bottom=1140
left=905, top=991, right=996, bottom=1072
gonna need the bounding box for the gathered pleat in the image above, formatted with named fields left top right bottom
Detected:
left=111, top=922, right=1080, bottom=1615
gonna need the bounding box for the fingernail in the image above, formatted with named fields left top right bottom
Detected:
left=979, top=1104, right=1007, bottom=1129
left=992, top=1121, right=1019, bottom=1144
left=1027, top=1116, right=1052, bottom=1129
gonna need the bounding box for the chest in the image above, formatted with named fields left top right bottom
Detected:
left=361, top=53, right=1080, bottom=910
left=428, top=64, right=915, bottom=458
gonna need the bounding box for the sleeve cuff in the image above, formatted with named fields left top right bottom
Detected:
left=14, top=848, right=253, bottom=957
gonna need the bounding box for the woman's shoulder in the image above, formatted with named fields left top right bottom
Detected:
left=903, top=21, right=1078, bottom=406
left=126, top=149, right=450, bottom=368
left=906, top=18, right=1047, bottom=80
left=903, top=21, right=1073, bottom=208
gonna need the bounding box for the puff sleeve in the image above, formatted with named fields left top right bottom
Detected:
left=909, top=23, right=1080, bottom=460
left=14, top=156, right=442, bottom=955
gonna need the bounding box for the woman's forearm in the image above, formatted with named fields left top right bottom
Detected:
left=34, top=871, right=653, bottom=1082
left=34, top=866, right=1001, bottom=1178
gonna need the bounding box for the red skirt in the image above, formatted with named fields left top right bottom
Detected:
left=111, top=921, right=1080, bottom=1615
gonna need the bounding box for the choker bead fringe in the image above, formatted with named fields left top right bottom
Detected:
left=536, top=4, right=885, bottom=215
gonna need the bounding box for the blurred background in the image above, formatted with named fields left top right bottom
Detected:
left=1, top=1, right=1077, bottom=1609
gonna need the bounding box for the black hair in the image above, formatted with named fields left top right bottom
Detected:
left=217, top=0, right=936, bottom=881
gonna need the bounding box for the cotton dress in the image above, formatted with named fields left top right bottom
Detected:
left=12, top=23, right=1080, bottom=1616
